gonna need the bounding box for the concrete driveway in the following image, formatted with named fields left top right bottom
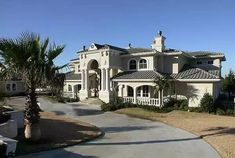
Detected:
left=15, top=98, right=220, bottom=158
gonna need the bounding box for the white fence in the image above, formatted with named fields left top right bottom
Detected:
left=123, top=97, right=160, bottom=106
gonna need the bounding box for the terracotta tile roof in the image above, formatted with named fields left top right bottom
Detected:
left=170, top=65, right=220, bottom=79
left=112, top=70, right=163, bottom=80
left=112, top=65, right=220, bottom=80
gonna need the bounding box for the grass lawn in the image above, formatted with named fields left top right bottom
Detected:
left=116, top=108, right=235, bottom=158
left=15, top=112, right=102, bottom=156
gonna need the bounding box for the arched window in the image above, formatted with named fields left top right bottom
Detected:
left=139, top=59, right=147, bottom=69
left=68, top=85, right=72, bottom=92
left=129, top=59, right=137, bottom=70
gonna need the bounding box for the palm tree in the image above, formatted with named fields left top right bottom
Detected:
left=154, top=76, right=169, bottom=107
left=0, top=32, right=64, bottom=141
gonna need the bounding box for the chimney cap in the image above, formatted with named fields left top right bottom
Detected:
left=158, top=31, right=162, bottom=36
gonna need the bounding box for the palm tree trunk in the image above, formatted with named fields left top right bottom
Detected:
left=24, top=88, right=41, bottom=141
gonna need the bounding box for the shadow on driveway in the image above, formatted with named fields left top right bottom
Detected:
left=101, top=126, right=157, bottom=133
left=80, top=137, right=201, bottom=146
left=72, top=108, right=104, bottom=116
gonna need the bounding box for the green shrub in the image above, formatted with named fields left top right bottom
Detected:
left=188, top=107, right=203, bottom=112
left=164, top=98, right=188, bottom=111
left=216, top=108, right=226, bottom=115
left=200, top=93, right=214, bottom=113
left=0, top=113, right=11, bottom=124
left=179, top=99, right=188, bottom=111
left=225, top=109, right=234, bottom=116
left=101, top=103, right=113, bottom=112
left=164, top=98, right=178, bottom=108
left=62, top=97, right=79, bottom=103
left=0, top=103, right=11, bottom=124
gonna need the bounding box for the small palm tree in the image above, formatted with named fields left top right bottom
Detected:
left=0, top=32, right=64, bottom=141
left=154, top=76, right=168, bottom=107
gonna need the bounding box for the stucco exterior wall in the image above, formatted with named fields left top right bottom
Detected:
left=155, top=56, right=163, bottom=72
left=109, top=50, right=123, bottom=69
left=193, top=58, right=221, bottom=68
left=121, top=55, right=154, bottom=71
left=175, top=81, right=215, bottom=107
left=178, top=55, right=189, bottom=71
left=64, top=81, right=81, bottom=92
left=163, top=56, right=178, bottom=73
left=0, top=81, right=25, bottom=95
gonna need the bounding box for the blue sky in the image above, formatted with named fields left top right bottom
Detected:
left=0, top=0, right=234, bottom=75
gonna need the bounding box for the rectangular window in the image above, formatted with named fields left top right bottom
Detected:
left=127, top=86, right=133, bottom=97
left=12, top=84, right=16, bottom=91
left=208, top=60, right=213, bottom=64
left=142, top=86, right=149, bottom=97
left=68, top=85, right=72, bottom=92
left=197, top=61, right=202, bottom=65
left=137, top=88, right=141, bottom=97
left=6, top=84, right=11, bottom=91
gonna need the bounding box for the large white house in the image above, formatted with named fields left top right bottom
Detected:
left=63, top=31, right=226, bottom=107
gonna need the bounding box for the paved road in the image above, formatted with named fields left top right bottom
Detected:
left=14, top=98, right=220, bottom=158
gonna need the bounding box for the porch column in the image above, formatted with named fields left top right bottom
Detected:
left=84, top=69, right=89, bottom=90
left=101, top=68, right=105, bottom=91
left=120, top=85, right=123, bottom=97
left=158, top=90, right=161, bottom=106
left=105, top=68, right=110, bottom=91
left=81, top=69, right=84, bottom=90
left=133, top=87, right=137, bottom=104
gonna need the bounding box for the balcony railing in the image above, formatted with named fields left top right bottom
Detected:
left=123, top=97, right=160, bottom=106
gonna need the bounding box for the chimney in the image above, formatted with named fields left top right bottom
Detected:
left=128, top=43, right=132, bottom=48
left=151, top=30, right=166, bottom=52
left=83, top=45, right=86, bottom=51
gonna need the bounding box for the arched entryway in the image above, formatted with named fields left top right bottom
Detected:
left=87, top=60, right=100, bottom=97
left=80, top=57, right=112, bottom=102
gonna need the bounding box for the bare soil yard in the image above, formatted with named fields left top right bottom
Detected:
left=16, top=112, right=102, bottom=156
left=116, top=108, right=235, bottom=158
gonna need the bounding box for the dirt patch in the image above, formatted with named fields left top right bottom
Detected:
left=15, top=112, right=102, bottom=156
left=116, top=108, right=235, bottom=158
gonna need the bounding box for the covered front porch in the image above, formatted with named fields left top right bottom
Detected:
left=116, top=81, right=171, bottom=107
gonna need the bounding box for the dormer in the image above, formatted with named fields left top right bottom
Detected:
left=151, top=31, right=166, bottom=52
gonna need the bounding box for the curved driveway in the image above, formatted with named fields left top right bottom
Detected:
left=17, top=98, right=220, bottom=158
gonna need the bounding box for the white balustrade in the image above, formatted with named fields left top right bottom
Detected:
left=63, top=92, right=79, bottom=99
left=123, top=97, right=160, bottom=106
left=123, top=97, right=134, bottom=103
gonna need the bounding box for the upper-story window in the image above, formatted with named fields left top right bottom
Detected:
left=208, top=60, right=213, bottom=64
left=129, top=59, right=137, bottom=70
left=197, top=61, right=202, bottom=65
left=139, top=59, right=147, bottom=69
